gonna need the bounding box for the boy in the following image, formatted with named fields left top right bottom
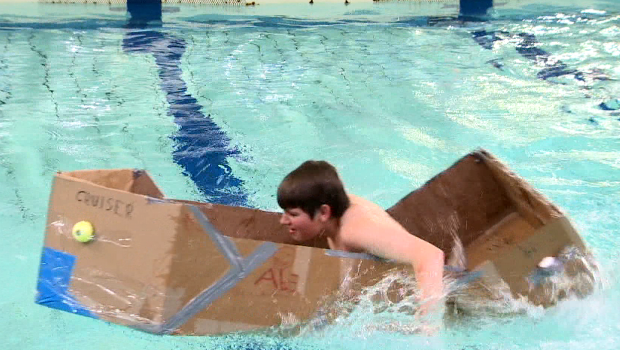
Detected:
left=277, top=160, right=445, bottom=315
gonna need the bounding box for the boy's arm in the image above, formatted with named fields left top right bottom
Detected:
left=340, top=215, right=445, bottom=313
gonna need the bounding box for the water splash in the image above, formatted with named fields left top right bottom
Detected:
left=293, top=243, right=602, bottom=340
left=526, top=246, right=600, bottom=305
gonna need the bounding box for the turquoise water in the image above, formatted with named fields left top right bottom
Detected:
left=1, top=1, right=620, bottom=349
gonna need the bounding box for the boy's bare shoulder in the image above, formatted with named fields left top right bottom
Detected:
left=347, top=194, right=391, bottom=218
left=338, top=194, right=412, bottom=253
left=342, top=194, right=394, bottom=231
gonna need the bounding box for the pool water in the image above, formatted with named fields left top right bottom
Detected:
left=1, top=1, right=620, bottom=349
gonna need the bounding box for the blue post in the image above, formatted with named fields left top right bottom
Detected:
left=460, top=0, right=493, bottom=17
left=127, top=0, right=162, bottom=26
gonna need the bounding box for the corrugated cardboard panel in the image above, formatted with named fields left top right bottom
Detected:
left=130, top=170, right=165, bottom=199
left=465, top=211, right=536, bottom=269
left=478, top=150, right=563, bottom=227
left=388, top=152, right=513, bottom=253
left=43, top=172, right=180, bottom=326
left=177, top=242, right=346, bottom=335
left=489, top=217, right=586, bottom=302
left=161, top=204, right=234, bottom=324
left=62, top=169, right=137, bottom=193
left=175, top=200, right=329, bottom=249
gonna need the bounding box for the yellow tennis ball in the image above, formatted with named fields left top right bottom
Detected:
left=72, top=221, right=95, bottom=243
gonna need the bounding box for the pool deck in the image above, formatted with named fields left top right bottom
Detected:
left=0, top=0, right=600, bottom=11
left=0, top=0, right=464, bottom=17
left=0, top=0, right=605, bottom=25
left=0, top=0, right=518, bottom=5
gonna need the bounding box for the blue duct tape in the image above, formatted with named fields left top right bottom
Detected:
left=140, top=205, right=278, bottom=334
left=35, top=247, right=95, bottom=318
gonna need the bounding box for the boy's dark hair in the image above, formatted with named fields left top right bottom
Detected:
left=277, top=160, right=350, bottom=218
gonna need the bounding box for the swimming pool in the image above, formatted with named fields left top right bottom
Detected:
left=1, top=0, right=620, bottom=349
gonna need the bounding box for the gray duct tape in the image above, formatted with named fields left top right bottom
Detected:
left=144, top=205, right=279, bottom=335
left=157, top=241, right=279, bottom=334
left=188, top=205, right=243, bottom=270
left=325, top=250, right=482, bottom=286
left=450, top=270, right=483, bottom=287
left=145, top=197, right=172, bottom=205
left=159, top=270, right=243, bottom=334
left=325, top=249, right=385, bottom=261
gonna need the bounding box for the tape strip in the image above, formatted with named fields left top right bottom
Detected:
left=453, top=270, right=483, bottom=286
left=36, top=247, right=96, bottom=318
left=189, top=205, right=243, bottom=270
left=325, top=250, right=482, bottom=285
left=325, top=249, right=385, bottom=261
left=144, top=205, right=278, bottom=335
left=146, top=197, right=172, bottom=205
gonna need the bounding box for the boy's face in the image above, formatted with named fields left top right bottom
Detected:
left=279, top=207, right=323, bottom=242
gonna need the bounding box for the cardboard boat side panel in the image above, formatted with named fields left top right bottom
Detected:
left=177, top=243, right=347, bottom=335
left=130, top=170, right=165, bottom=199
left=485, top=217, right=586, bottom=303
left=62, top=169, right=138, bottom=193
left=163, top=202, right=401, bottom=335
left=387, top=152, right=514, bottom=254
left=162, top=204, right=234, bottom=325
left=166, top=205, right=352, bottom=335
left=173, top=200, right=330, bottom=249
left=477, top=150, right=563, bottom=227
left=39, top=172, right=181, bottom=327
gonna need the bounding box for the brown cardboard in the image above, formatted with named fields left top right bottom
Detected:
left=36, top=150, right=596, bottom=335
left=387, top=150, right=595, bottom=309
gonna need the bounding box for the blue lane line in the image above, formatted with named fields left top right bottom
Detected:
left=122, top=29, right=248, bottom=206
left=515, top=33, right=582, bottom=81
left=471, top=30, right=583, bottom=81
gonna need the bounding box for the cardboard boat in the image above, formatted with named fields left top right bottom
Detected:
left=35, top=149, right=596, bottom=335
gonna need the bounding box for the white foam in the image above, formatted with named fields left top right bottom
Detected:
left=581, top=9, right=606, bottom=15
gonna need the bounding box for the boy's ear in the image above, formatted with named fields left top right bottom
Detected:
left=317, top=204, right=332, bottom=222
